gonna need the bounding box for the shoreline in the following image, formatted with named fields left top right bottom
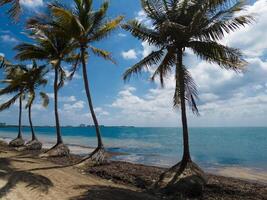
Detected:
left=1, top=136, right=267, bottom=185
left=0, top=141, right=266, bottom=199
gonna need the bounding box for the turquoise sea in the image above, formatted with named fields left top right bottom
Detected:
left=0, top=127, right=266, bottom=170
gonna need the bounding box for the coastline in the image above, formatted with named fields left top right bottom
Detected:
left=0, top=140, right=266, bottom=199
left=1, top=136, right=266, bottom=185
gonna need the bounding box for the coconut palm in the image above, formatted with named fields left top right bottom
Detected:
left=49, top=0, right=123, bottom=164
left=0, top=0, right=20, bottom=20
left=14, top=19, right=78, bottom=156
left=122, top=0, right=253, bottom=193
left=23, top=61, right=49, bottom=150
left=0, top=61, right=27, bottom=147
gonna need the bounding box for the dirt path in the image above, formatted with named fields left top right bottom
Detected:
left=0, top=148, right=159, bottom=200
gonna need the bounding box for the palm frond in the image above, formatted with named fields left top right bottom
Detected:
left=123, top=49, right=165, bottom=81
left=89, top=16, right=124, bottom=42
left=151, top=49, right=176, bottom=87
left=122, top=20, right=163, bottom=46
left=90, top=46, right=115, bottom=64
left=188, top=40, right=247, bottom=70
left=174, top=65, right=199, bottom=115
left=0, top=92, right=21, bottom=111
left=0, top=0, right=21, bottom=20
left=40, top=92, right=49, bottom=107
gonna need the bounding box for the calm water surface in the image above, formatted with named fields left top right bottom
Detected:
left=0, top=127, right=266, bottom=170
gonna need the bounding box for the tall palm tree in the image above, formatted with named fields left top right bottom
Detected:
left=50, top=0, right=123, bottom=164
left=0, top=61, right=27, bottom=147
left=0, top=0, right=20, bottom=20
left=122, top=0, right=253, bottom=192
left=14, top=19, right=78, bottom=156
left=24, top=61, right=49, bottom=150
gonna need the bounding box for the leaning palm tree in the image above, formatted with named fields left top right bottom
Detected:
left=24, top=61, right=49, bottom=150
left=122, top=0, right=253, bottom=194
left=50, top=0, right=123, bottom=165
left=0, top=0, right=20, bottom=20
left=14, top=19, right=78, bottom=156
left=0, top=61, right=27, bottom=147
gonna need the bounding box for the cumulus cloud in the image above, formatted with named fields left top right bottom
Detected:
left=121, top=49, right=138, bottom=60
left=63, top=100, right=85, bottom=111
left=0, top=35, right=18, bottom=43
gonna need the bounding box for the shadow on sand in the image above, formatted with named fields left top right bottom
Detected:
left=0, top=157, right=53, bottom=198
left=69, top=185, right=160, bottom=200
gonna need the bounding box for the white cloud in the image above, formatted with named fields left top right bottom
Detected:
left=0, top=53, right=4, bottom=57
left=223, top=0, right=267, bottom=57
left=20, top=0, right=43, bottom=8
left=0, top=35, right=18, bottom=43
left=46, top=94, right=77, bottom=103
left=118, top=33, right=127, bottom=37
left=63, top=100, right=85, bottom=111
left=95, top=107, right=110, bottom=116
left=121, top=49, right=138, bottom=60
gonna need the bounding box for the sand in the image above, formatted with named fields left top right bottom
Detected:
left=214, top=166, right=267, bottom=184
left=0, top=141, right=266, bottom=200
left=0, top=143, right=158, bottom=200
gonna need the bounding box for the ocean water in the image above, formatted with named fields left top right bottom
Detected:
left=0, top=127, right=266, bottom=170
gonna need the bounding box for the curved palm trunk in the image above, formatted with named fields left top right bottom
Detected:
left=177, top=50, right=191, bottom=164
left=81, top=46, right=103, bottom=148
left=28, top=102, right=36, bottom=141
left=17, top=94, right=22, bottom=139
left=54, top=65, right=63, bottom=145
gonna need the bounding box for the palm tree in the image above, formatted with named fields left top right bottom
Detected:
left=50, top=0, right=123, bottom=164
left=122, top=0, right=253, bottom=193
left=24, top=61, right=49, bottom=150
left=14, top=18, right=78, bottom=156
left=0, top=0, right=20, bottom=20
left=0, top=60, right=27, bottom=147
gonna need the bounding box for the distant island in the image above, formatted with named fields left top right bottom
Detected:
left=0, top=123, right=135, bottom=128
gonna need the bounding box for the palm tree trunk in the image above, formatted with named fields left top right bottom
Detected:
left=177, top=50, right=191, bottom=164
left=28, top=102, right=36, bottom=141
left=54, top=65, right=63, bottom=145
left=17, top=94, right=22, bottom=139
left=81, top=46, right=103, bottom=148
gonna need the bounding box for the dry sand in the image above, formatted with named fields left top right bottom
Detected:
left=0, top=144, right=159, bottom=200
left=214, top=166, right=267, bottom=184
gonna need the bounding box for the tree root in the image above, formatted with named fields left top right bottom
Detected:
left=9, top=137, right=25, bottom=147
left=155, top=161, right=207, bottom=197
left=39, top=143, right=69, bottom=158
left=76, top=146, right=106, bottom=168
left=25, top=139, right=42, bottom=150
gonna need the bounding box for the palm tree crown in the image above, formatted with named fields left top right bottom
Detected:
left=123, top=0, right=253, bottom=110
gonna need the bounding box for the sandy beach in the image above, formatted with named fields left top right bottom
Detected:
left=0, top=142, right=158, bottom=200
left=0, top=141, right=266, bottom=200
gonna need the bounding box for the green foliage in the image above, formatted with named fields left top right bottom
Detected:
left=0, top=60, right=49, bottom=112
left=0, top=0, right=20, bottom=20
left=50, top=0, right=123, bottom=63
left=123, top=0, right=253, bottom=114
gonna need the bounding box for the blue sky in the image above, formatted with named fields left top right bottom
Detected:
left=0, top=0, right=267, bottom=127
